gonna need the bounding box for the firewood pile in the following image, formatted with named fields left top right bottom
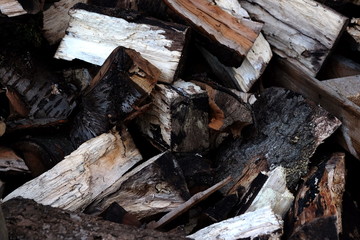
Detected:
left=1, top=0, right=360, bottom=239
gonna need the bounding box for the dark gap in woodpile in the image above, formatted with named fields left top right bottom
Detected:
left=1, top=0, right=360, bottom=239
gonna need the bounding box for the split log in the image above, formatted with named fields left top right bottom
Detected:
left=2, top=198, right=188, bottom=240
left=187, top=206, right=283, bottom=240
left=240, top=0, right=348, bottom=76
left=198, top=0, right=272, bottom=92
left=54, top=2, right=189, bottom=83
left=323, top=75, right=360, bottom=106
left=272, top=59, right=360, bottom=159
left=43, top=0, right=87, bottom=45
left=347, top=18, right=360, bottom=52
left=319, top=55, right=360, bottom=79
left=0, top=146, right=28, bottom=173
left=215, top=87, right=341, bottom=192
left=3, top=128, right=143, bottom=212
left=136, top=80, right=209, bottom=152
left=287, top=152, right=345, bottom=240
left=70, top=46, right=159, bottom=147
left=245, top=166, right=294, bottom=218
left=86, top=152, right=190, bottom=220
left=0, top=0, right=42, bottom=17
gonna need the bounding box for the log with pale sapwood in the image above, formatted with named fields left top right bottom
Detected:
left=0, top=0, right=42, bottom=17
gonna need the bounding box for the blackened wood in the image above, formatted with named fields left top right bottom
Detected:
left=70, top=46, right=159, bottom=147
left=86, top=152, right=190, bottom=220
left=272, top=58, right=360, bottom=160
left=240, top=0, right=348, bottom=76
left=0, top=203, right=7, bottom=240
left=55, top=2, right=188, bottom=83
left=136, top=80, right=209, bottom=152
left=287, top=152, right=345, bottom=240
left=215, top=87, right=341, bottom=192
left=347, top=18, right=360, bottom=52
left=100, top=202, right=141, bottom=227
left=2, top=198, right=188, bottom=240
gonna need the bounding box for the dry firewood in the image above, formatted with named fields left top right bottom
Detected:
left=198, top=0, right=272, bottom=92
left=240, top=0, right=348, bottom=76
left=287, top=152, right=345, bottom=240
left=347, top=18, right=360, bottom=52
left=62, top=68, right=92, bottom=92
left=99, top=202, right=141, bottom=227
left=43, top=0, right=87, bottom=45
left=3, top=128, right=143, bottom=212
left=147, top=176, right=231, bottom=229
left=2, top=198, right=188, bottom=240
left=136, top=80, right=209, bottom=152
left=188, top=206, right=283, bottom=240
left=215, top=87, right=341, bottom=192
left=0, top=0, right=42, bottom=17
left=245, top=166, right=294, bottom=218
left=323, top=75, right=360, bottom=106
left=70, top=46, right=159, bottom=147
left=0, top=51, right=77, bottom=131
left=0, top=120, right=5, bottom=137
left=319, top=54, right=360, bottom=79
left=272, top=59, right=360, bottom=160
left=0, top=146, right=29, bottom=174
left=54, top=2, right=188, bottom=83
left=86, top=152, right=190, bottom=220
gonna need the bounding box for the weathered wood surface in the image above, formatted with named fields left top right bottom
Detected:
left=162, top=0, right=263, bottom=67
left=86, top=152, right=190, bottom=220
left=215, top=87, right=341, bottom=192
left=347, top=18, right=360, bottom=52
left=54, top=3, right=188, bottom=83
left=199, top=0, right=272, bottom=92
left=188, top=206, right=283, bottom=240
left=0, top=203, right=7, bottom=240
left=43, top=0, right=87, bottom=45
left=2, top=198, right=188, bottom=240
left=272, top=59, right=360, bottom=159
left=240, top=0, right=348, bottom=76
left=4, top=128, right=143, bottom=212
left=70, top=46, right=159, bottom=147
left=0, top=0, right=42, bottom=17
left=323, top=75, right=360, bottom=106
left=287, top=152, right=345, bottom=240
left=136, top=80, right=209, bottom=152
left=319, top=55, right=360, bottom=79
left=0, top=146, right=29, bottom=173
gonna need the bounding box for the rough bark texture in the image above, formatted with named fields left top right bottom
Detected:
left=240, top=0, right=348, bottom=76
left=55, top=2, right=188, bottom=83
left=287, top=152, right=345, bottom=240
left=215, top=87, right=341, bottom=192
left=3, top=198, right=188, bottom=240
left=70, top=46, right=159, bottom=147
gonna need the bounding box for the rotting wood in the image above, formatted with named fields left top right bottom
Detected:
left=0, top=0, right=42, bottom=17
left=215, top=87, right=341, bottom=192
left=199, top=0, right=272, bottom=92
left=86, top=151, right=190, bottom=220
left=2, top=198, right=188, bottom=240
left=54, top=2, right=188, bottom=83
left=70, top=46, right=159, bottom=147
left=43, top=0, right=87, bottom=45
left=272, top=58, right=360, bottom=160
left=162, top=0, right=263, bottom=67
left=136, top=80, right=209, bottom=152
left=188, top=206, right=283, bottom=240
left=323, top=75, right=360, bottom=106
left=3, top=128, right=143, bottom=212
left=287, top=152, right=345, bottom=240
left=147, top=176, right=232, bottom=230
left=240, top=0, right=348, bottom=76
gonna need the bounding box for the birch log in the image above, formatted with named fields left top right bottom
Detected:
left=3, top=128, right=143, bottom=212
left=188, top=206, right=283, bottom=240
left=43, top=0, right=87, bottom=45
left=199, top=0, right=272, bottom=92
left=240, top=0, right=348, bottom=76
left=54, top=3, right=189, bottom=83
